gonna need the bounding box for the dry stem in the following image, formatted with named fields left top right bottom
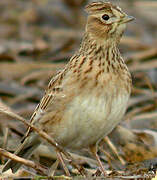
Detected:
left=0, top=148, right=48, bottom=175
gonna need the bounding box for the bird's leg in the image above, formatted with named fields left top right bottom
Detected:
left=89, top=144, right=106, bottom=176
left=56, top=150, right=71, bottom=176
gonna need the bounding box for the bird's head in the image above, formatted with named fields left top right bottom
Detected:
left=85, top=1, right=134, bottom=43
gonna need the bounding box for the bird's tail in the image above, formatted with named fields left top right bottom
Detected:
left=2, top=134, right=40, bottom=173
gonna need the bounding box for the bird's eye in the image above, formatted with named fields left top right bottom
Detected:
left=102, top=14, right=110, bottom=21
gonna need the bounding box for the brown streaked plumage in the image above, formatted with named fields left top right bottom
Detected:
left=3, top=1, right=134, bottom=176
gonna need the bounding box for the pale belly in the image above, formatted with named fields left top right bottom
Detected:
left=52, top=91, right=130, bottom=150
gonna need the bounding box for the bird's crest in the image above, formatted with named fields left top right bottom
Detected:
left=85, top=1, right=123, bottom=14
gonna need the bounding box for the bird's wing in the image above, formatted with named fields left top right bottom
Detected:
left=24, top=54, right=81, bottom=138
left=23, top=69, right=67, bottom=135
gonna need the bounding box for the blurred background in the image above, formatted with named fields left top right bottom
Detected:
left=0, top=0, right=157, bottom=178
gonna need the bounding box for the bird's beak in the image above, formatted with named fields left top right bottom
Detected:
left=122, top=15, right=135, bottom=23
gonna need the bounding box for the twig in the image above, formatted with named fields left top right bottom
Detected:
left=104, top=137, right=125, bottom=165
left=0, top=148, right=48, bottom=175
left=1, top=128, right=9, bottom=164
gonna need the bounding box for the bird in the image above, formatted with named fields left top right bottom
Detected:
left=3, top=1, right=134, bottom=176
